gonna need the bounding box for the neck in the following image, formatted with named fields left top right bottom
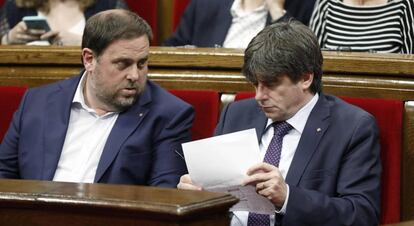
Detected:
left=343, top=0, right=388, bottom=6
left=241, top=0, right=264, bottom=12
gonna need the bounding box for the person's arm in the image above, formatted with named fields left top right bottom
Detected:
left=401, top=0, right=413, bottom=54
left=148, top=104, right=194, bottom=188
left=282, top=114, right=381, bottom=226
left=0, top=91, right=28, bottom=178
left=265, top=0, right=286, bottom=22
left=309, top=0, right=327, bottom=47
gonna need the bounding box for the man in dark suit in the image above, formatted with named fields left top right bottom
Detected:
left=178, top=20, right=381, bottom=225
left=0, top=9, right=193, bottom=188
left=163, top=0, right=316, bottom=48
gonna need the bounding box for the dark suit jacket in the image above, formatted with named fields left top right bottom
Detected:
left=163, top=0, right=315, bottom=47
left=215, top=94, right=381, bottom=226
left=0, top=72, right=193, bottom=188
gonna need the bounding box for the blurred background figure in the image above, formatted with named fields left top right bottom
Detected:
left=163, top=0, right=316, bottom=48
left=310, top=0, right=413, bottom=54
left=0, top=0, right=128, bottom=46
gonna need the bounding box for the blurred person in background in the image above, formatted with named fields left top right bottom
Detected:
left=310, top=0, right=413, bottom=53
left=163, top=0, right=316, bottom=48
left=0, top=0, right=128, bottom=46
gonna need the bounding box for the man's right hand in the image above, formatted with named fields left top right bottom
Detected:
left=177, top=174, right=203, bottom=190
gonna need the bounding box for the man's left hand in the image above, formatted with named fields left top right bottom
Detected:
left=242, top=162, right=287, bottom=208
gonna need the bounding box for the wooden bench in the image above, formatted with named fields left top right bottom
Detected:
left=0, top=46, right=413, bottom=222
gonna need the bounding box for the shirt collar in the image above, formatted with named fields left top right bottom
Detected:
left=266, top=93, right=320, bottom=134
left=230, top=0, right=267, bottom=18
left=72, top=72, right=117, bottom=116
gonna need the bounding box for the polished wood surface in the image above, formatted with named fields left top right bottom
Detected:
left=0, top=179, right=238, bottom=226
left=383, top=220, right=414, bottom=226
left=0, top=46, right=413, bottom=221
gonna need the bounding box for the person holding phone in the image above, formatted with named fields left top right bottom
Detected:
left=0, top=0, right=128, bottom=45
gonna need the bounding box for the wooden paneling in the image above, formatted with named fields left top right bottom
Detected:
left=0, top=179, right=238, bottom=226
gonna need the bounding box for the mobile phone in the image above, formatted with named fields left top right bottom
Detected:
left=22, top=16, right=51, bottom=32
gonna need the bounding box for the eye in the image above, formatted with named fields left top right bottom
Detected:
left=137, top=58, right=148, bottom=70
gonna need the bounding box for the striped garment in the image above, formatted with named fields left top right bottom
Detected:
left=310, top=0, right=413, bottom=53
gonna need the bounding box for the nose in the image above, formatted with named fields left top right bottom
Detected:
left=255, top=84, right=268, bottom=101
left=127, top=65, right=142, bottom=82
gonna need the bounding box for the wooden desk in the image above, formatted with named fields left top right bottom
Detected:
left=0, top=179, right=238, bottom=226
left=383, top=220, right=414, bottom=226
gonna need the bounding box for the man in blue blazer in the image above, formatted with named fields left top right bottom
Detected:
left=178, top=21, right=381, bottom=225
left=163, top=0, right=316, bottom=47
left=0, top=10, right=193, bottom=188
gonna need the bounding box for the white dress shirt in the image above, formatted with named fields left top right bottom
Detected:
left=53, top=73, right=119, bottom=183
left=223, top=0, right=268, bottom=48
left=231, top=93, right=320, bottom=226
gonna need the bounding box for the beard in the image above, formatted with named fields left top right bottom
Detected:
left=91, top=78, right=145, bottom=112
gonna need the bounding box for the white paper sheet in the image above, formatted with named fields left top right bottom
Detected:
left=182, top=128, right=261, bottom=189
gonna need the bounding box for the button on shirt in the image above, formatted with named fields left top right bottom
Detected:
left=53, top=73, right=119, bottom=183
left=223, top=0, right=268, bottom=48
left=231, top=93, right=320, bottom=226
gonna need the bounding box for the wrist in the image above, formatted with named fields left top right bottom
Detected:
left=1, top=32, right=9, bottom=45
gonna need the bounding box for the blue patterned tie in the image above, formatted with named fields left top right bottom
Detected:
left=247, top=121, right=292, bottom=226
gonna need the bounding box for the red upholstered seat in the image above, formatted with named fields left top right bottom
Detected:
left=125, top=0, right=158, bottom=44
left=235, top=92, right=402, bottom=224
left=0, top=86, right=27, bottom=142
left=169, top=90, right=220, bottom=141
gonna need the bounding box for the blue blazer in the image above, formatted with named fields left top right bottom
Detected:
left=215, top=94, right=381, bottom=226
left=0, top=72, right=193, bottom=188
left=163, top=0, right=315, bottom=47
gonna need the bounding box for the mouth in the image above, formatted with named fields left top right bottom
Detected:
left=121, top=87, right=138, bottom=96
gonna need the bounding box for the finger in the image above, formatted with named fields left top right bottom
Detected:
left=246, top=162, right=276, bottom=175
left=40, top=30, right=59, bottom=40
left=26, top=29, right=47, bottom=35
left=243, top=172, right=270, bottom=186
left=177, top=174, right=203, bottom=190
left=177, top=182, right=202, bottom=190
left=17, top=33, right=41, bottom=42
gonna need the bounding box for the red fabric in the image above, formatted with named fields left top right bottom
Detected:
left=124, top=0, right=158, bottom=44
left=172, top=0, right=191, bottom=31
left=0, top=86, right=27, bottom=142
left=235, top=92, right=402, bottom=224
left=340, top=96, right=402, bottom=224
left=169, top=90, right=220, bottom=141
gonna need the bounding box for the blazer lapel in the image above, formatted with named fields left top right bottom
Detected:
left=285, top=94, right=331, bottom=186
left=94, top=82, right=152, bottom=182
left=252, top=104, right=268, bottom=143
left=43, top=76, right=81, bottom=180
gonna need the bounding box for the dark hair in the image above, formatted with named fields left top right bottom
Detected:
left=82, top=9, right=153, bottom=58
left=242, top=20, right=323, bottom=93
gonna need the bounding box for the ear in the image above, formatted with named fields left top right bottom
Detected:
left=300, top=72, right=314, bottom=91
left=82, top=48, right=95, bottom=72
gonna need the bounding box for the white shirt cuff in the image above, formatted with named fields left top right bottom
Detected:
left=275, top=184, right=289, bottom=214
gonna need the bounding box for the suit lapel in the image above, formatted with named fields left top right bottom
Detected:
left=252, top=104, right=268, bottom=143
left=43, top=76, right=81, bottom=180
left=285, top=94, right=331, bottom=186
left=94, top=82, right=152, bottom=182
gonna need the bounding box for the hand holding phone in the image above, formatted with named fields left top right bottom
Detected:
left=22, top=16, right=51, bottom=32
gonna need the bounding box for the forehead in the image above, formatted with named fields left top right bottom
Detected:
left=100, top=36, right=150, bottom=60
